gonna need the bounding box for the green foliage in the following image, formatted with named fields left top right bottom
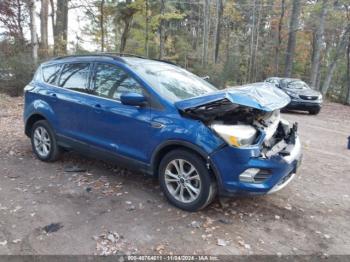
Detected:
left=0, top=40, right=34, bottom=96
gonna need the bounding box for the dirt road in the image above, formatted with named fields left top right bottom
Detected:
left=0, top=94, right=349, bottom=255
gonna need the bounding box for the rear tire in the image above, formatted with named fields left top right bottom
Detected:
left=158, top=149, right=216, bottom=211
left=31, top=120, right=61, bottom=162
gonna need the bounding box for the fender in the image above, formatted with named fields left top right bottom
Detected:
left=150, top=139, right=224, bottom=189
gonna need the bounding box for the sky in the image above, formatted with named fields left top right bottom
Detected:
left=0, top=1, right=97, bottom=51
left=46, top=3, right=97, bottom=51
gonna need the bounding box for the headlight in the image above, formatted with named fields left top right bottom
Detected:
left=318, top=94, right=323, bottom=100
left=211, top=124, right=258, bottom=147
left=285, top=90, right=298, bottom=98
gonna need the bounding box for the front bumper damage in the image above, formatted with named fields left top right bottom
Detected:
left=209, top=122, right=302, bottom=196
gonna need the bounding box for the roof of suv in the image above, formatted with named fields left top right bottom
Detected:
left=42, top=54, right=175, bottom=67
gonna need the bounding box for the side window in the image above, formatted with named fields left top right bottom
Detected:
left=58, top=63, right=90, bottom=91
left=93, top=63, right=143, bottom=101
left=42, top=64, right=62, bottom=84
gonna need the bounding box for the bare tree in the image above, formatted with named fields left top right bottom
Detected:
left=346, top=37, right=350, bottom=104
left=201, top=0, right=210, bottom=65
left=17, top=0, right=25, bottom=42
left=40, top=0, right=49, bottom=56
left=275, top=0, right=285, bottom=75
left=253, top=0, right=263, bottom=81
left=247, top=0, right=256, bottom=82
left=27, top=0, right=38, bottom=64
left=213, top=0, right=223, bottom=64
left=346, top=5, right=350, bottom=105
left=144, top=0, right=149, bottom=57
left=284, top=0, right=301, bottom=77
left=159, top=0, right=165, bottom=59
left=100, top=0, right=105, bottom=52
left=0, top=0, right=25, bottom=43
left=321, top=24, right=350, bottom=95
left=118, top=0, right=137, bottom=53
left=310, top=0, right=328, bottom=89
left=54, top=0, right=68, bottom=55
left=49, top=0, right=55, bottom=47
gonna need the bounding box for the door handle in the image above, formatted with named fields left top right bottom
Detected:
left=49, top=93, right=57, bottom=102
left=94, top=103, right=102, bottom=113
left=150, top=121, right=165, bottom=129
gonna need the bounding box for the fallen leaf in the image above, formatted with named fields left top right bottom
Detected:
left=217, top=239, right=227, bottom=246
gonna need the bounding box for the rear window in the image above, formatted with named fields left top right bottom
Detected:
left=58, top=63, right=90, bottom=91
left=42, top=64, right=62, bottom=84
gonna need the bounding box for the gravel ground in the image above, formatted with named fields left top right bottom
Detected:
left=0, top=94, right=349, bottom=255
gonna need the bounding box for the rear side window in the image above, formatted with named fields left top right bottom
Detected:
left=58, top=63, right=90, bottom=91
left=42, top=64, right=62, bottom=84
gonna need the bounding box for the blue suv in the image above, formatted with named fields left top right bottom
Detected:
left=24, top=54, right=302, bottom=211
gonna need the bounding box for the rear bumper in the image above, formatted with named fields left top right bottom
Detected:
left=210, top=136, right=302, bottom=196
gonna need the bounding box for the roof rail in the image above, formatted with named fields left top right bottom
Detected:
left=151, top=58, right=176, bottom=65
left=100, top=52, right=147, bottom=59
left=51, top=52, right=177, bottom=65
left=51, top=53, right=122, bottom=61
left=51, top=52, right=147, bottom=61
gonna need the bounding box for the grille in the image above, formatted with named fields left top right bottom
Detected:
left=299, top=95, right=318, bottom=100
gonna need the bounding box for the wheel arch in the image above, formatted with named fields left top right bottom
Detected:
left=150, top=140, right=222, bottom=186
left=25, top=113, right=47, bottom=137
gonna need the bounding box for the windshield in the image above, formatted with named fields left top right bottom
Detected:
left=287, top=80, right=310, bottom=90
left=130, top=62, right=218, bottom=102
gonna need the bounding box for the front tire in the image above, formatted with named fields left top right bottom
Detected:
left=158, top=149, right=216, bottom=211
left=309, top=108, right=321, bottom=115
left=31, top=120, right=61, bottom=162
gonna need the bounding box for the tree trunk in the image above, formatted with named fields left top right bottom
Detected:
left=310, top=0, right=328, bottom=89
left=40, top=0, right=49, bottom=56
left=28, top=0, right=38, bottom=64
left=213, top=0, right=223, bottom=64
left=284, top=0, right=301, bottom=77
left=144, top=0, right=149, bottom=57
left=54, top=0, right=68, bottom=55
left=253, top=0, right=263, bottom=81
left=201, top=0, right=210, bottom=65
left=49, top=0, right=55, bottom=48
left=120, top=18, right=132, bottom=53
left=100, top=0, right=105, bottom=52
left=274, top=0, right=285, bottom=75
left=247, top=0, right=256, bottom=82
left=345, top=38, right=350, bottom=104
left=159, top=0, right=165, bottom=59
left=321, top=24, right=350, bottom=95
left=15, top=0, right=25, bottom=43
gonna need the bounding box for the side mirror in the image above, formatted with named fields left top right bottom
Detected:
left=201, top=75, right=210, bottom=81
left=120, top=92, right=147, bottom=107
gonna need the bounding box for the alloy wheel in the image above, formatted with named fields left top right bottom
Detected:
left=33, top=126, right=51, bottom=158
left=164, top=159, right=201, bottom=203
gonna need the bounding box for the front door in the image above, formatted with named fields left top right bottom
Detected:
left=86, top=62, right=152, bottom=165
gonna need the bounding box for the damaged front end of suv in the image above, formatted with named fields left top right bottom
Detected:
left=175, top=82, right=302, bottom=196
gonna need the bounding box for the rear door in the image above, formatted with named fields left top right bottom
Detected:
left=53, top=62, right=93, bottom=142
left=85, top=62, right=153, bottom=164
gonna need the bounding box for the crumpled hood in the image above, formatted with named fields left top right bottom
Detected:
left=175, top=82, right=291, bottom=112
